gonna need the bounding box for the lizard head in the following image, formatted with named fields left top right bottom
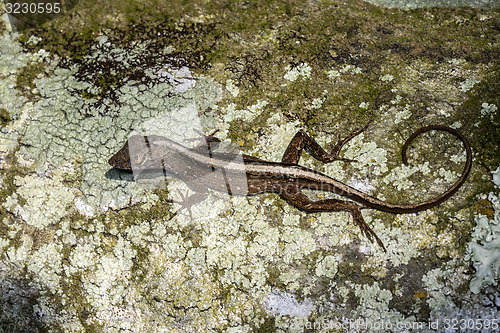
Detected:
left=109, top=135, right=176, bottom=171
left=109, top=135, right=157, bottom=170
left=108, top=139, right=133, bottom=170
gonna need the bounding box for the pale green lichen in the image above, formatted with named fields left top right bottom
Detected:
left=393, top=105, right=412, bottom=124
left=315, top=255, right=339, bottom=278
left=460, top=79, right=479, bottom=92
left=359, top=101, right=369, bottom=109
left=341, top=132, right=389, bottom=176
left=251, top=115, right=301, bottom=161
left=283, top=63, right=311, bottom=82
left=225, top=79, right=240, bottom=98
left=481, top=102, right=498, bottom=117
left=223, top=99, right=268, bottom=122
left=14, top=35, right=220, bottom=212
left=362, top=216, right=420, bottom=267
left=379, top=74, right=394, bottom=82
left=27, top=243, right=63, bottom=293
left=0, top=237, right=8, bottom=251
left=310, top=96, right=325, bottom=110
left=493, top=166, right=500, bottom=188
left=0, top=34, right=30, bottom=152
left=328, top=64, right=363, bottom=79
left=3, top=169, right=76, bottom=228
left=383, top=164, right=419, bottom=191
left=468, top=166, right=500, bottom=294
left=281, top=227, right=317, bottom=263
left=351, top=282, right=415, bottom=332
left=1, top=1, right=499, bottom=331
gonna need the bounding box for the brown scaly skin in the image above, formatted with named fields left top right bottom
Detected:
left=109, top=124, right=472, bottom=252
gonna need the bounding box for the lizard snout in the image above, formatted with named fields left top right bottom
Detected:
left=109, top=142, right=132, bottom=170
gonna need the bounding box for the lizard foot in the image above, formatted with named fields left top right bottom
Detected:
left=171, top=189, right=205, bottom=221
left=330, top=120, right=372, bottom=162
left=351, top=207, right=387, bottom=252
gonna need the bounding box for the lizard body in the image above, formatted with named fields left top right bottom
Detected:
left=109, top=125, right=472, bottom=251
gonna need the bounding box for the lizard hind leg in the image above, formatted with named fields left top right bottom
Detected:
left=279, top=187, right=386, bottom=251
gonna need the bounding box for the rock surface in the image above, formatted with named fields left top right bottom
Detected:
left=0, top=0, right=499, bottom=331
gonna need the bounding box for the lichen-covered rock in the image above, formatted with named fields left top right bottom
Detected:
left=15, top=37, right=220, bottom=212
left=1, top=1, right=500, bottom=331
left=364, top=0, right=500, bottom=9
left=468, top=168, right=500, bottom=294
left=4, top=172, right=76, bottom=228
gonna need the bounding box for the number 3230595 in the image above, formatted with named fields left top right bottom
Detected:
left=5, top=2, right=61, bottom=14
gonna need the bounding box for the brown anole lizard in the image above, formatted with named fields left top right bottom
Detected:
left=108, top=124, right=472, bottom=251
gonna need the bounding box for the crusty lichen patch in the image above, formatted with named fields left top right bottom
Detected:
left=467, top=167, right=500, bottom=294
left=16, top=37, right=220, bottom=212
left=4, top=170, right=76, bottom=229
left=1, top=0, right=500, bottom=332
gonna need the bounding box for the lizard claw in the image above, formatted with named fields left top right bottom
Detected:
left=351, top=208, right=387, bottom=252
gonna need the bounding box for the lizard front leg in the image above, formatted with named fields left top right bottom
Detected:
left=170, top=178, right=213, bottom=221
left=279, top=185, right=386, bottom=251
left=171, top=188, right=207, bottom=220
left=281, top=122, right=370, bottom=164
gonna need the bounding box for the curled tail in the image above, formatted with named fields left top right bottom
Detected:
left=398, top=125, right=472, bottom=211
left=356, top=125, right=472, bottom=213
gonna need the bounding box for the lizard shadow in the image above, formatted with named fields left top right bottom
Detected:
left=105, top=168, right=167, bottom=182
